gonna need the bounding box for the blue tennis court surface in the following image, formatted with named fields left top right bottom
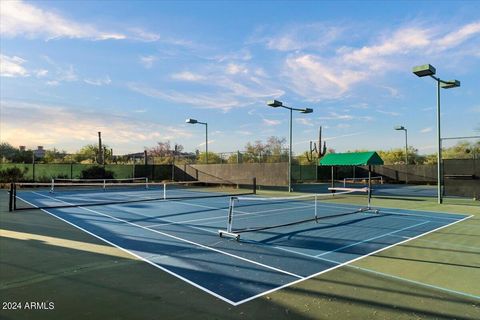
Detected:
left=15, top=188, right=471, bottom=306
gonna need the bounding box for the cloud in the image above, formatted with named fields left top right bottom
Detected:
left=139, top=55, right=157, bottom=69
left=318, top=112, right=373, bottom=122
left=235, top=130, right=252, bottom=136
left=278, top=21, right=480, bottom=100
left=324, top=132, right=365, bottom=141
left=284, top=54, right=368, bottom=100
left=35, top=69, right=48, bottom=77
left=84, top=76, right=111, bottom=86
left=262, top=118, right=281, bottom=126
left=420, top=127, right=433, bottom=133
left=129, top=28, right=160, bottom=42
left=226, top=63, right=248, bottom=75
left=0, top=0, right=126, bottom=40
left=127, top=82, right=242, bottom=111
left=127, top=66, right=284, bottom=110
left=376, top=109, right=400, bottom=116
left=0, top=100, right=192, bottom=153
left=0, top=54, right=29, bottom=77
left=437, top=22, right=480, bottom=50
left=253, top=23, right=342, bottom=52
left=295, top=118, right=314, bottom=126
left=171, top=71, right=205, bottom=81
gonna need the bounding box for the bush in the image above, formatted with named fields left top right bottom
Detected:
left=0, top=167, right=25, bottom=182
left=80, top=166, right=114, bottom=179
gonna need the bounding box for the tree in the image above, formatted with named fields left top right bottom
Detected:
left=73, top=144, right=111, bottom=164
left=43, top=148, right=68, bottom=163
left=242, top=136, right=288, bottom=163
left=0, top=143, right=18, bottom=162
left=148, top=141, right=184, bottom=164
left=197, top=152, right=222, bottom=164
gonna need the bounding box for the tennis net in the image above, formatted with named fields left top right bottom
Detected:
left=218, top=187, right=378, bottom=240
left=9, top=178, right=256, bottom=211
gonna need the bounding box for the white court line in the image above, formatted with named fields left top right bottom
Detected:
left=15, top=195, right=239, bottom=305
left=314, top=221, right=430, bottom=257
left=30, top=191, right=303, bottom=280
left=17, top=191, right=475, bottom=306
left=231, top=214, right=474, bottom=305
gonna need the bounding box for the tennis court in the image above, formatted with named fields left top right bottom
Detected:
left=9, top=181, right=471, bottom=305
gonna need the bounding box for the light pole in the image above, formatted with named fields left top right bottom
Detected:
left=267, top=100, right=313, bottom=192
left=412, top=64, right=460, bottom=204
left=394, top=125, right=408, bottom=184
left=186, top=118, right=208, bottom=164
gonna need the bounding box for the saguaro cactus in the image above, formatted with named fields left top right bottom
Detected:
left=307, top=126, right=327, bottom=162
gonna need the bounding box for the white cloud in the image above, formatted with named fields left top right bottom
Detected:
left=324, top=132, right=365, bottom=141
left=226, top=63, right=248, bottom=75
left=235, top=130, right=252, bottom=136
left=285, top=54, right=368, bottom=100
left=420, top=127, right=433, bottom=133
left=376, top=109, right=400, bottom=116
left=139, top=55, right=157, bottom=69
left=437, top=22, right=480, bottom=50
left=129, top=28, right=160, bottom=42
left=295, top=118, right=314, bottom=126
left=256, top=23, right=342, bottom=52
left=35, top=69, right=48, bottom=77
left=127, top=83, right=242, bottom=111
left=0, top=54, right=29, bottom=77
left=336, top=123, right=351, bottom=129
left=84, top=76, right=111, bottom=86
left=318, top=112, right=373, bottom=122
left=171, top=71, right=205, bottom=81
left=0, top=0, right=126, bottom=40
left=263, top=119, right=281, bottom=126
left=0, top=100, right=192, bottom=153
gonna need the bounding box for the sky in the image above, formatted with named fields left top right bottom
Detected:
left=1, top=0, right=479, bottom=155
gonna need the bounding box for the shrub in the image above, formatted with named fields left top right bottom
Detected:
left=0, top=167, right=25, bottom=182
left=80, top=166, right=114, bottom=179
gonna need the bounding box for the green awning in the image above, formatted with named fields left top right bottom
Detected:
left=319, top=151, right=384, bottom=166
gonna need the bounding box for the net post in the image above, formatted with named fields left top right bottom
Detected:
left=253, top=177, right=257, bottom=194
left=368, top=165, right=372, bottom=209
left=8, top=183, right=13, bottom=212
left=145, top=177, right=149, bottom=189
left=314, top=195, right=318, bottom=222
left=13, top=183, right=17, bottom=210
left=343, top=178, right=346, bottom=188
left=103, top=179, right=106, bottom=191
left=163, top=183, right=167, bottom=200
left=227, top=196, right=236, bottom=233
left=50, top=178, right=54, bottom=193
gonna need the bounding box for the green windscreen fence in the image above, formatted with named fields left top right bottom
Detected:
left=0, top=163, right=173, bottom=182
left=291, top=165, right=317, bottom=181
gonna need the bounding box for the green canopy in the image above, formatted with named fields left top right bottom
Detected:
left=319, top=151, right=384, bottom=166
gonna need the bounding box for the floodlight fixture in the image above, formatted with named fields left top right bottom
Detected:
left=413, top=64, right=436, bottom=77
left=301, top=108, right=313, bottom=114
left=411, top=63, right=461, bottom=204
left=440, top=80, right=460, bottom=89
left=267, top=100, right=283, bottom=108
left=394, top=125, right=405, bottom=131
left=266, top=100, right=314, bottom=192
left=186, top=118, right=208, bottom=163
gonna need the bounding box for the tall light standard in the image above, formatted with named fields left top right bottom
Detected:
left=412, top=64, right=460, bottom=204
left=267, top=100, right=313, bottom=192
left=186, top=118, right=208, bottom=164
left=394, top=125, right=408, bottom=184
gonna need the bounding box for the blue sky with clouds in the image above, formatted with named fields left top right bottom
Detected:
left=1, top=0, right=479, bottom=155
